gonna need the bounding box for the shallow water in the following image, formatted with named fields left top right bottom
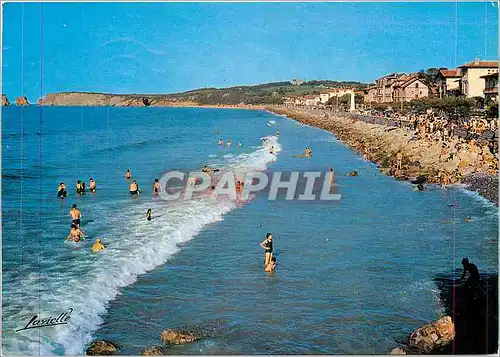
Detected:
left=2, top=107, right=498, bottom=355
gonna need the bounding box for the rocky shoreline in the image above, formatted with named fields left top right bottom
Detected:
left=265, top=105, right=498, bottom=205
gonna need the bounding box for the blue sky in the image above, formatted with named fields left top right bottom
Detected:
left=2, top=2, right=498, bottom=102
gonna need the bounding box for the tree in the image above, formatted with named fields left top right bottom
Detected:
left=486, top=103, right=498, bottom=118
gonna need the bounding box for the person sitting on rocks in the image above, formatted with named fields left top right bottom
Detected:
left=461, top=257, right=480, bottom=287
left=396, top=151, right=403, bottom=170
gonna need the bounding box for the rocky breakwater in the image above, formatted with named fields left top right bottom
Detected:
left=15, top=96, right=29, bottom=106
left=267, top=106, right=498, bottom=203
left=2, top=94, right=10, bottom=106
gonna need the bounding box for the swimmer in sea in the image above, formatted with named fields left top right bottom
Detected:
left=265, top=256, right=277, bottom=272
left=346, top=170, right=358, bottom=177
left=201, top=165, right=220, bottom=175
left=153, top=178, right=161, bottom=195
left=270, top=146, right=275, bottom=154
left=146, top=208, right=152, bottom=221
left=260, top=233, right=274, bottom=267
left=81, top=182, right=86, bottom=194
left=227, top=140, right=232, bottom=147
left=238, top=141, right=242, bottom=147
left=89, top=178, right=96, bottom=193
left=329, top=168, right=335, bottom=185
left=218, top=139, right=223, bottom=146
left=70, top=204, right=82, bottom=226
left=91, top=238, right=106, bottom=252
left=305, top=147, right=312, bottom=157
left=125, top=169, right=132, bottom=180
left=57, top=182, right=67, bottom=198
left=210, top=185, right=218, bottom=199
left=76, top=180, right=83, bottom=195
left=276, top=129, right=280, bottom=138
left=129, top=180, right=140, bottom=195
left=66, top=223, right=85, bottom=242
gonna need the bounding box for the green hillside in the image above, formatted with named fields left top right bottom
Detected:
left=166, top=80, right=368, bottom=105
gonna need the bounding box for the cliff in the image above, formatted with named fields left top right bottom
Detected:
left=41, top=92, right=198, bottom=107
left=2, top=94, right=10, bottom=106
left=15, top=96, right=29, bottom=106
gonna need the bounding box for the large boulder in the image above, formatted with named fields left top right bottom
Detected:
left=407, top=316, right=455, bottom=353
left=15, top=96, right=29, bottom=106
left=160, top=328, right=199, bottom=345
left=85, top=340, right=119, bottom=355
left=2, top=94, right=10, bottom=106
left=389, top=347, right=407, bottom=355
left=140, top=346, right=165, bottom=355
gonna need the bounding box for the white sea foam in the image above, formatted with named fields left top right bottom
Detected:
left=2, top=136, right=282, bottom=356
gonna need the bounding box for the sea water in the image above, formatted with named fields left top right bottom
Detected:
left=2, top=107, right=498, bottom=355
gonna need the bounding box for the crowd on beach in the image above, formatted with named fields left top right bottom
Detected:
left=277, top=104, right=499, bottom=188
left=363, top=111, right=500, bottom=182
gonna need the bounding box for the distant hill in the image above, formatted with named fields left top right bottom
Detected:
left=41, top=80, right=368, bottom=106
left=166, top=80, right=368, bottom=105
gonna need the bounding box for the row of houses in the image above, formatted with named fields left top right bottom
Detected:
left=367, top=58, right=499, bottom=104
left=284, top=87, right=359, bottom=107
left=283, top=58, right=498, bottom=109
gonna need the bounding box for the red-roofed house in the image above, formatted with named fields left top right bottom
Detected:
left=393, top=76, right=430, bottom=102
left=458, top=58, right=498, bottom=98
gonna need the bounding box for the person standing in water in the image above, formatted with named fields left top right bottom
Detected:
left=57, top=182, right=67, bottom=198
left=125, top=169, right=132, bottom=180
left=70, top=204, right=82, bottom=226
left=260, top=233, right=274, bottom=266
left=146, top=208, right=152, bottom=221
left=129, top=180, right=140, bottom=195
left=227, top=140, right=232, bottom=147
left=276, top=129, right=280, bottom=138
left=218, top=139, right=223, bottom=146
left=153, top=179, right=161, bottom=196
left=76, top=180, right=83, bottom=195
left=270, top=146, right=275, bottom=154
left=66, top=224, right=85, bottom=242
left=329, top=168, right=335, bottom=185
left=89, top=178, right=96, bottom=193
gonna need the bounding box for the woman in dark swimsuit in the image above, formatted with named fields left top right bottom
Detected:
left=260, top=233, right=274, bottom=267
left=129, top=180, right=140, bottom=195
